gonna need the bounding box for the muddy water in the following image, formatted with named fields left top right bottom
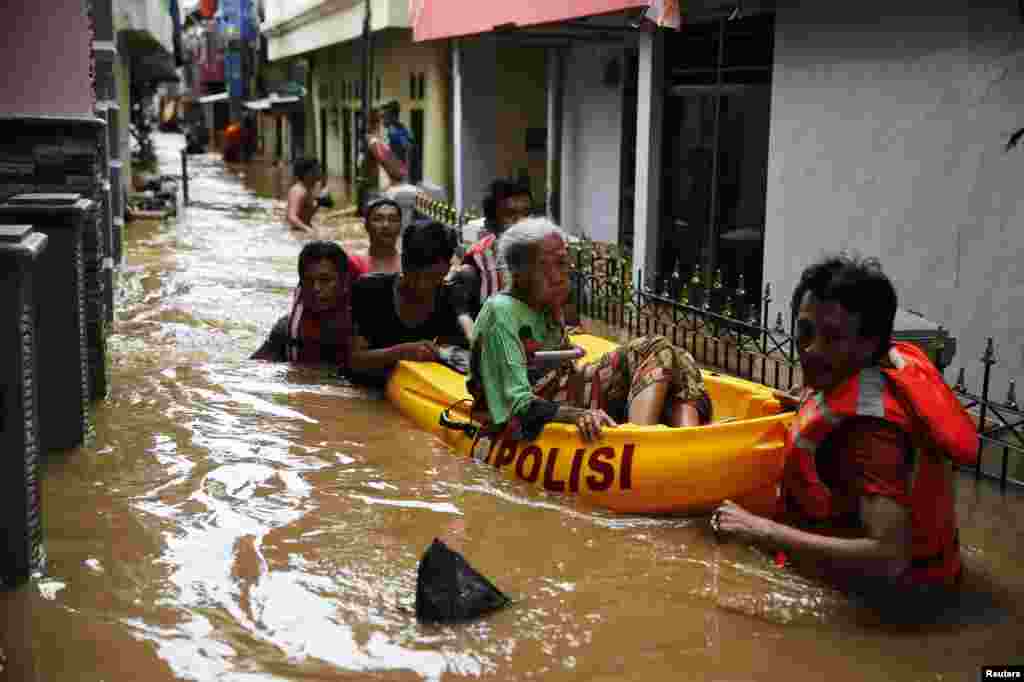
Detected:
left=2, top=133, right=1022, bottom=682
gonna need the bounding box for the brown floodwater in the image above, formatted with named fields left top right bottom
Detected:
left=2, top=133, right=1022, bottom=682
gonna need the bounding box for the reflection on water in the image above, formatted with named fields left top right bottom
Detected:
left=2, top=132, right=1022, bottom=681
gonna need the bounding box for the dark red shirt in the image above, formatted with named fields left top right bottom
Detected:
left=815, top=416, right=913, bottom=521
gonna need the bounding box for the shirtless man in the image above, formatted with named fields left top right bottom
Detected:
left=286, top=158, right=324, bottom=234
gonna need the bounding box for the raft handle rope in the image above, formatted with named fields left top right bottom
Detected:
left=709, top=508, right=722, bottom=538
left=439, top=400, right=480, bottom=440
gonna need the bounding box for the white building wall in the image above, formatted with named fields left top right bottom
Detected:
left=560, top=43, right=625, bottom=242
left=457, top=36, right=500, bottom=212
left=265, top=0, right=407, bottom=62
left=114, top=0, right=174, bottom=54
left=633, top=30, right=663, bottom=277
left=764, top=0, right=1024, bottom=396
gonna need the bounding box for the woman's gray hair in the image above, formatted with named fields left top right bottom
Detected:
left=498, top=217, right=567, bottom=285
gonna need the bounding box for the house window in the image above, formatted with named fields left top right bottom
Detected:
left=410, top=72, right=426, bottom=100
left=410, top=108, right=424, bottom=184
left=658, top=12, right=774, bottom=306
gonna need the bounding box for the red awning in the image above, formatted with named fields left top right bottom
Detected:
left=411, top=0, right=658, bottom=43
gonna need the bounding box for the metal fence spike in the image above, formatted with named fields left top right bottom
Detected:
left=1007, top=379, right=1018, bottom=410
left=983, top=337, right=996, bottom=364
left=954, top=367, right=966, bottom=392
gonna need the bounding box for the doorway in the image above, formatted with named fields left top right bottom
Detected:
left=275, top=116, right=283, bottom=160
left=659, top=13, right=774, bottom=307
left=342, top=107, right=353, bottom=184
left=320, top=108, right=328, bottom=174
left=289, top=111, right=305, bottom=160
left=618, top=48, right=639, bottom=249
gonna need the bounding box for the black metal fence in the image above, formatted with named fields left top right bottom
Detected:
left=951, top=342, right=1024, bottom=490
left=568, top=238, right=803, bottom=394
left=419, top=196, right=1024, bottom=490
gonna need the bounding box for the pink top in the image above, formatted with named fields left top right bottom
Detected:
left=348, top=253, right=371, bottom=278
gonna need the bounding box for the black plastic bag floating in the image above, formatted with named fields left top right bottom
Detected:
left=415, top=538, right=511, bottom=624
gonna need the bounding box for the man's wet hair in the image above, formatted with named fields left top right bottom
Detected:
left=363, top=196, right=402, bottom=220
left=790, top=253, right=897, bottom=363
left=482, top=178, right=533, bottom=222
left=293, top=157, right=321, bottom=181
left=298, top=240, right=349, bottom=280
left=402, top=220, right=457, bottom=271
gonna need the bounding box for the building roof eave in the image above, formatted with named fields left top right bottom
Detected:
left=263, top=0, right=410, bottom=60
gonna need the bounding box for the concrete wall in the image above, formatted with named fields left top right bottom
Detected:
left=495, top=45, right=548, bottom=204
left=114, top=0, right=174, bottom=54
left=308, top=29, right=450, bottom=202
left=0, top=0, right=94, bottom=115
left=561, top=43, right=625, bottom=242
left=266, top=0, right=409, bottom=62
left=457, top=38, right=547, bottom=214
left=764, top=0, right=1024, bottom=396
left=458, top=37, right=499, bottom=213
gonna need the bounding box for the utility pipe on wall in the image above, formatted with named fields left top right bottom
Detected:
left=452, top=39, right=463, bottom=215
left=358, top=0, right=373, bottom=209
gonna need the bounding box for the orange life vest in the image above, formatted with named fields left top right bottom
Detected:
left=463, top=234, right=503, bottom=304
left=779, top=342, right=978, bottom=586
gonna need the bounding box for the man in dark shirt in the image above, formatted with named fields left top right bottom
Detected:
left=349, top=221, right=471, bottom=384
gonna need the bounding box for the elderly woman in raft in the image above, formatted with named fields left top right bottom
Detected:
left=468, top=218, right=712, bottom=443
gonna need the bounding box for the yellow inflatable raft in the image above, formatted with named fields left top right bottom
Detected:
left=386, top=334, right=795, bottom=515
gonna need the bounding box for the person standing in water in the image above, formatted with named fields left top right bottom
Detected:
left=365, top=109, right=408, bottom=194
left=251, top=240, right=355, bottom=368
left=453, top=178, right=533, bottom=320
left=348, top=198, right=403, bottom=277
left=711, top=254, right=977, bottom=592
left=348, top=221, right=471, bottom=385
left=286, top=158, right=325, bottom=234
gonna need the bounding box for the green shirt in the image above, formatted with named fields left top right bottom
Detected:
left=472, top=293, right=565, bottom=426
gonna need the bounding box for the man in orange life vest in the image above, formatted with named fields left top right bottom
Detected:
left=711, top=254, right=977, bottom=589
